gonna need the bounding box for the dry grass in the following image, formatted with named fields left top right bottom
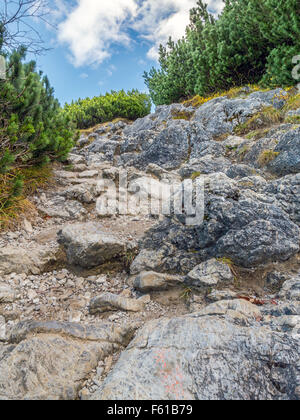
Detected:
left=171, top=109, right=195, bottom=120
left=257, top=150, right=280, bottom=167
left=182, top=85, right=265, bottom=109
left=235, top=106, right=283, bottom=136
left=245, top=127, right=271, bottom=141
left=284, top=92, right=300, bottom=111
left=284, top=114, right=300, bottom=124
left=190, top=171, right=201, bottom=180
left=0, top=165, right=54, bottom=231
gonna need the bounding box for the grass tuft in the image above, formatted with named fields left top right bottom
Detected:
left=0, top=165, right=54, bottom=231
left=257, top=150, right=280, bottom=167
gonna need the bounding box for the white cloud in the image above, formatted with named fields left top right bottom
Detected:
left=56, top=0, right=224, bottom=67
left=58, top=0, right=137, bottom=67
left=107, top=64, right=117, bottom=76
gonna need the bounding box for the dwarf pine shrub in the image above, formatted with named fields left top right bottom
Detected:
left=144, top=0, right=300, bottom=105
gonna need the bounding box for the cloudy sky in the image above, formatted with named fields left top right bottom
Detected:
left=34, top=0, right=223, bottom=104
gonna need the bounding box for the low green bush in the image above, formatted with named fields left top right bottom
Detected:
left=63, top=90, right=152, bottom=129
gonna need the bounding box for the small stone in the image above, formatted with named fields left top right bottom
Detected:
left=66, top=280, right=75, bottom=288
left=27, top=290, right=38, bottom=300
left=104, top=355, right=113, bottom=373
left=0, top=316, right=6, bottom=341
left=69, top=311, right=82, bottom=323
left=57, top=272, right=67, bottom=280
left=23, top=219, right=33, bottom=234
left=138, top=294, right=151, bottom=304
left=207, top=290, right=238, bottom=303
left=79, top=388, right=90, bottom=401
left=108, top=314, right=120, bottom=322
left=120, top=289, right=131, bottom=298
left=89, top=293, right=145, bottom=314
left=186, top=259, right=234, bottom=289
left=96, top=367, right=104, bottom=377
left=134, top=271, right=184, bottom=292
left=0, top=283, right=17, bottom=303
left=78, top=170, right=98, bottom=179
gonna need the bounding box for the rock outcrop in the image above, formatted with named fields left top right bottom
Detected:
left=0, top=321, right=137, bottom=400
left=89, top=299, right=300, bottom=400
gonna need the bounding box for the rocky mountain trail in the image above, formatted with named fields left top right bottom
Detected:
left=0, top=88, right=299, bottom=399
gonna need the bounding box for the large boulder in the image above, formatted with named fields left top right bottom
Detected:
left=0, top=321, right=137, bottom=400
left=57, top=223, right=126, bottom=269
left=89, top=304, right=300, bottom=400
left=130, top=120, right=191, bottom=170
left=132, top=174, right=299, bottom=273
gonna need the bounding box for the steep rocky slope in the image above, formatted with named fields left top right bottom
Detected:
left=0, top=88, right=299, bottom=400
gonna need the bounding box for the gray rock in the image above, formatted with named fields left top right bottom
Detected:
left=223, top=135, right=245, bottom=149
left=207, top=289, right=239, bottom=302
left=87, top=139, right=119, bottom=163
left=279, top=276, right=300, bottom=302
left=0, top=316, right=6, bottom=341
left=78, top=135, right=90, bottom=147
left=89, top=310, right=299, bottom=400
left=130, top=247, right=172, bottom=275
left=0, top=320, right=137, bottom=400
left=89, top=293, right=145, bottom=314
left=95, top=126, right=107, bottom=135
left=216, top=218, right=299, bottom=267
left=237, top=175, right=267, bottom=191
left=243, top=136, right=278, bottom=167
left=265, top=272, right=289, bottom=290
left=57, top=223, right=126, bottom=269
left=226, top=164, right=257, bottom=179
left=0, top=283, right=17, bottom=303
left=179, top=156, right=231, bottom=178
left=287, top=108, right=300, bottom=117
left=0, top=245, right=60, bottom=276
left=199, top=299, right=262, bottom=319
left=247, top=89, right=288, bottom=109
left=61, top=184, right=95, bottom=204
left=268, top=127, right=300, bottom=176
left=185, top=258, right=234, bottom=289
left=37, top=196, right=86, bottom=219
left=131, top=120, right=191, bottom=170
left=133, top=176, right=299, bottom=272
left=67, top=153, right=86, bottom=165
left=192, top=96, right=266, bottom=138
left=134, top=271, right=184, bottom=292
left=190, top=140, right=225, bottom=161
left=78, top=170, right=99, bottom=179
left=263, top=174, right=300, bottom=224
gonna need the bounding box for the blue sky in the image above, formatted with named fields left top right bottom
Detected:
left=29, top=0, right=223, bottom=106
